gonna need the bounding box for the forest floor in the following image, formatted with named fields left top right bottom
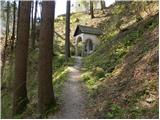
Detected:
left=50, top=56, right=88, bottom=119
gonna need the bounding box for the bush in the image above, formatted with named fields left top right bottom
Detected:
left=81, top=71, right=92, bottom=81
left=92, top=67, right=105, bottom=79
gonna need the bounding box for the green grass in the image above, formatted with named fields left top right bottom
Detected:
left=52, top=66, right=69, bottom=98
left=83, top=12, right=158, bottom=73
left=1, top=91, right=12, bottom=118
left=81, top=5, right=158, bottom=118
left=1, top=49, right=75, bottom=118
left=103, top=99, right=158, bottom=119
left=81, top=67, right=105, bottom=97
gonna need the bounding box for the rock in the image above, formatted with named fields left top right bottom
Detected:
left=146, top=97, right=155, bottom=103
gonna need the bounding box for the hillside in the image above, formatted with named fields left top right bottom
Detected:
left=80, top=1, right=159, bottom=119
left=83, top=20, right=158, bottom=118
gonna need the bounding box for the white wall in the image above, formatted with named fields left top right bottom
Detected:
left=75, top=33, right=99, bottom=45
left=75, top=33, right=100, bottom=56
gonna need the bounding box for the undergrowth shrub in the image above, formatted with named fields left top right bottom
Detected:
left=92, top=67, right=105, bottom=79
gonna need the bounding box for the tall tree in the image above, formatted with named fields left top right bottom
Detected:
left=31, top=0, right=38, bottom=49
left=100, top=0, right=106, bottom=10
left=1, top=1, right=10, bottom=78
left=90, top=0, right=94, bottom=19
left=10, top=0, right=16, bottom=50
left=65, top=0, right=71, bottom=60
left=13, top=1, right=31, bottom=115
left=31, top=1, right=34, bottom=31
left=38, top=1, right=56, bottom=114
left=5, top=1, right=10, bottom=48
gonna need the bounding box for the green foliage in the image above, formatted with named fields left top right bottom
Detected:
left=92, top=67, right=105, bottom=79
left=86, top=78, right=97, bottom=87
left=81, top=71, right=92, bottom=81
left=52, top=66, right=69, bottom=97
left=112, top=3, right=125, bottom=15
left=144, top=16, right=159, bottom=30
left=82, top=4, right=158, bottom=118
left=1, top=92, right=12, bottom=118
left=42, top=104, right=59, bottom=118
left=53, top=54, right=65, bottom=70
left=53, top=54, right=74, bottom=68
left=1, top=50, right=74, bottom=118
left=52, top=56, right=74, bottom=97
left=77, top=42, right=83, bottom=56
left=83, top=18, right=157, bottom=96
left=100, top=30, right=119, bottom=41
left=84, top=19, right=150, bottom=72
left=81, top=67, right=105, bottom=95
left=105, top=102, right=124, bottom=119
left=81, top=71, right=97, bottom=90
left=104, top=101, right=155, bottom=119
left=70, top=45, right=75, bottom=56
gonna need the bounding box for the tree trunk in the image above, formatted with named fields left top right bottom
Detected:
left=31, top=1, right=34, bottom=31
left=5, top=1, right=10, bottom=48
left=65, top=0, right=71, bottom=61
left=90, top=0, right=94, bottom=19
left=1, top=1, right=10, bottom=79
left=100, top=0, right=103, bottom=10
left=31, top=0, right=38, bottom=49
left=11, top=0, right=16, bottom=51
left=38, top=1, right=56, bottom=114
left=100, top=0, right=106, bottom=11
left=13, top=1, right=31, bottom=115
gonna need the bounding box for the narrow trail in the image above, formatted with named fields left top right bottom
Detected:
left=51, top=56, right=87, bottom=119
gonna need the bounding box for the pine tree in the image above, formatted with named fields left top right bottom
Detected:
left=13, top=1, right=31, bottom=115
left=31, top=0, right=38, bottom=49
left=90, top=0, right=94, bottom=19
left=38, top=1, right=56, bottom=114
left=65, top=0, right=71, bottom=61
left=1, top=1, right=10, bottom=79
left=100, top=0, right=106, bottom=10
left=10, top=0, right=16, bottom=51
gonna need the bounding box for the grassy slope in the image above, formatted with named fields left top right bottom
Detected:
left=81, top=1, right=159, bottom=119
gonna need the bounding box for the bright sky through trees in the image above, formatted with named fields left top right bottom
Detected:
left=30, top=0, right=115, bottom=18
left=55, top=0, right=115, bottom=17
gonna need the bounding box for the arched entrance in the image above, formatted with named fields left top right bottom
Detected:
left=88, top=39, right=93, bottom=51
left=76, top=36, right=83, bottom=56
left=85, top=39, right=93, bottom=55
left=75, top=36, right=95, bottom=57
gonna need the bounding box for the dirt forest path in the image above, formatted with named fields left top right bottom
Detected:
left=51, top=56, right=88, bottom=119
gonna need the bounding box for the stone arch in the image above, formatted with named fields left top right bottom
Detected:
left=76, top=36, right=82, bottom=44
left=85, top=39, right=94, bottom=55
left=75, top=34, right=97, bottom=56
left=75, top=36, right=83, bottom=56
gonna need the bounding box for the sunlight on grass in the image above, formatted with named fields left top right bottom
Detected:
left=52, top=66, right=69, bottom=98
left=53, top=67, right=69, bottom=80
